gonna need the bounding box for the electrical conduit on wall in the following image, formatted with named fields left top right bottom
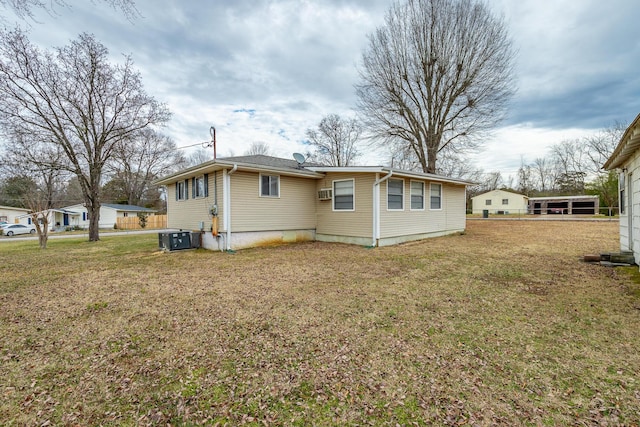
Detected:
left=372, top=170, right=393, bottom=247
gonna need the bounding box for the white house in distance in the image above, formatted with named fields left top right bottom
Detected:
left=154, top=155, right=472, bottom=251
left=604, top=112, right=640, bottom=263
left=471, top=189, right=529, bottom=215
left=50, top=203, right=157, bottom=230
left=0, top=205, right=31, bottom=225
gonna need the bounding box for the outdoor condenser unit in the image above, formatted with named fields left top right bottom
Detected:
left=158, top=231, right=191, bottom=251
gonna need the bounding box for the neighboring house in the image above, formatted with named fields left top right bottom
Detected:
left=528, top=195, right=599, bottom=215
left=154, top=155, right=471, bottom=251
left=470, top=190, right=528, bottom=214
left=603, top=112, right=640, bottom=262
left=0, top=205, right=31, bottom=225
left=54, top=203, right=157, bottom=230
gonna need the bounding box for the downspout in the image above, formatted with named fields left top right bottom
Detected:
left=372, top=170, right=393, bottom=247
left=224, top=164, right=238, bottom=251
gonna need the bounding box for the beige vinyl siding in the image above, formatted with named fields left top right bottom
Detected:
left=230, top=171, right=317, bottom=232
left=471, top=189, right=528, bottom=214
left=380, top=181, right=465, bottom=238
left=444, top=185, right=466, bottom=230
left=316, top=173, right=373, bottom=238
left=620, top=153, right=640, bottom=256
left=166, top=172, right=223, bottom=231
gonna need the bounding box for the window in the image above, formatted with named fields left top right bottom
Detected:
left=333, top=179, right=354, bottom=211
left=260, top=174, right=279, bottom=197
left=82, top=212, right=87, bottom=221
left=502, top=198, right=509, bottom=205
left=123, top=212, right=128, bottom=217
left=485, top=199, right=492, bottom=206
left=387, top=178, right=404, bottom=210
left=176, top=179, right=188, bottom=201
left=193, top=175, right=208, bottom=198
left=430, top=183, right=442, bottom=210
left=410, top=181, right=424, bottom=210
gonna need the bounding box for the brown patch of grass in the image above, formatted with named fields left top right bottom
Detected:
left=1, top=221, right=639, bottom=425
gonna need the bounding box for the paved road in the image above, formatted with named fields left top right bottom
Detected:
left=0, top=229, right=178, bottom=243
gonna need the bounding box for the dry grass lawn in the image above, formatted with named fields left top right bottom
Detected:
left=1, top=220, right=639, bottom=426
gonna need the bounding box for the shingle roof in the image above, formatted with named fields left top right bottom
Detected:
left=218, top=154, right=322, bottom=170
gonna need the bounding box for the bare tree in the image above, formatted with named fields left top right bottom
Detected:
left=356, top=0, right=515, bottom=173
left=516, top=157, right=533, bottom=196
left=244, top=142, right=272, bottom=156
left=1, top=0, right=139, bottom=21
left=583, top=122, right=625, bottom=176
left=306, top=114, right=362, bottom=166
left=0, top=139, right=69, bottom=248
left=532, top=157, right=554, bottom=194
left=0, top=30, right=170, bottom=241
left=188, top=147, right=213, bottom=167
left=550, top=140, right=587, bottom=194
left=108, top=129, right=185, bottom=206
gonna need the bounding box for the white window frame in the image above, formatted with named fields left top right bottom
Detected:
left=194, top=175, right=206, bottom=198
left=260, top=174, right=280, bottom=198
left=176, top=180, right=188, bottom=201
left=502, top=198, right=509, bottom=205
left=430, top=183, right=442, bottom=210
left=485, top=199, right=492, bottom=206
left=387, top=178, right=404, bottom=211
left=333, top=179, right=355, bottom=211
left=410, top=180, right=425, bottom=211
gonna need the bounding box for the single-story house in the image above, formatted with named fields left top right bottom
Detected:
left=470, top=189, right=528, bottom=215
left=528, top=195, right=599, bottom=215
left=603, top=112, right=640, bottom=262
left=154, top=155, right=472, bottom=251
left=54, top=203, right=157, bottom=230
left=0, top=205, right=32, bottom=225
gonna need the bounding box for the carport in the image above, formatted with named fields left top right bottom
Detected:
left=528, top=195, right=599, bottom=215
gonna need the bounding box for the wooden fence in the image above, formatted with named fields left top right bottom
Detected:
left=116, top=214, right=167, bottom=230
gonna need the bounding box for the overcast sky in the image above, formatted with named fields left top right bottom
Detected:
left=11, top=0, right=640, bottom=180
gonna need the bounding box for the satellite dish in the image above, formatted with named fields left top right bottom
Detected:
left=293, top=152, right=306, bottom=165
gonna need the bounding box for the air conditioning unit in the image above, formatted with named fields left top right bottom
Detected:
left=318, top=188, right=332, bottom=200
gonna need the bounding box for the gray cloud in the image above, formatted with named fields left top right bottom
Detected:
left=12, top=0, right=640, bottom=175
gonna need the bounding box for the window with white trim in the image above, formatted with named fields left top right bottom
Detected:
left=333, top=179, right=354, bottom=211
left=410, top=181, right=424, bottom=210
left=176, top=180, right=188, bottom=201
left=387, top=178, right=404, bottom=210
left=260, top=174, right=280, bottom=197
left=485, top=199, right=492, bottom=205
left=193, top=175, right=206, bottom=198
left=430, top=183, right=442, bottom=210
left=502, top=198, right=509, bottom=205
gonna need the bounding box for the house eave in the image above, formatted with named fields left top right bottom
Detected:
left=154, top=159, right=324, bottom=186
left=307, top=166, right=474, bottom=186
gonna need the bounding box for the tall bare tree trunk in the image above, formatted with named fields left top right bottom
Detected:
left=87, top=201, right=101, bottom=241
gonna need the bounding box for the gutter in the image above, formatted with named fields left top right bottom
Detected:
left=371, top=170, right=393, bottom=247
left=223, top=164, right=238, bottom=251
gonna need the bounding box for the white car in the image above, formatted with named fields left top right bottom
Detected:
left=1, top=223, right=36, bottom=236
